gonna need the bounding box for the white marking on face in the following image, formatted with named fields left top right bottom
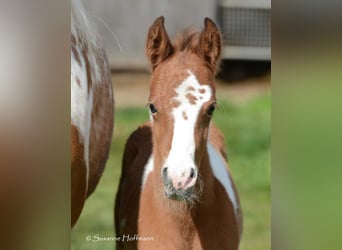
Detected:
left=163, top=70, right=212, bottom=179
left=207, top=142, right=239, bottom=215
left=142, top=156, right=154, bottom=187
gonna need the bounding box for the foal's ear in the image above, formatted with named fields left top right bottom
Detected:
left=198, top=18, right=222, bottom=72
left=146, top=16, right=174, bottom=70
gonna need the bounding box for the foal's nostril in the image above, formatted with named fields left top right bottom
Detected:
left=162, top=167, right=168, bottom=180
left=190, top=168, right=196, bottom=178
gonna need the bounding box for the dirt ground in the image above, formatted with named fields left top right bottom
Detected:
left=111, top=71, right=271, bottom=108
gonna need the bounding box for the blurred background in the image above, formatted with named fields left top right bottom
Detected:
left=85, top=0, right=270, bottom=69
left=71, top=0, right=270, bottom=249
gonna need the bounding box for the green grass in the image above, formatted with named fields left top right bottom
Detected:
left=71, top=92, right=271, bottom=250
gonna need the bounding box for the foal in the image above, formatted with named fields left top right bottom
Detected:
left=71, top=0, right=114, bottom=227
left=115, top=17, right=242, bottom=249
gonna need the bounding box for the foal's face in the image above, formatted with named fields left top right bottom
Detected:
left=146, top=17, right=221, bottom=201
left=149, top=54, right=216, bottom=200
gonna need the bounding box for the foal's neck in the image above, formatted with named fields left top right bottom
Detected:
left=148, top=149, right=215, bottom=246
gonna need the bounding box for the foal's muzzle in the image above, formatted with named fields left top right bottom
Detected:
left=161, top=167, right=197, bottom=200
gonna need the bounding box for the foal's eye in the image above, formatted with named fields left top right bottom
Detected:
left=207, top=104, right=216, bottom=116
left=149, top=103, right=158, bottom=114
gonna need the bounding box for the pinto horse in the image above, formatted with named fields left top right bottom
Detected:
left=115, top=17, right=242, bottom=249
left=71, top=0, right=114, bottom=227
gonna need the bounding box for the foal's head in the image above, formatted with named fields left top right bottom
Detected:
left=146, top=17, right=221, bottom=201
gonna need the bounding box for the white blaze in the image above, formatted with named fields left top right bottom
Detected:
left=163, top=70, right=212, bottom=176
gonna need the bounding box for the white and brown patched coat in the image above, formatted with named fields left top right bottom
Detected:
left=71, top=0, right=114, bottom=227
